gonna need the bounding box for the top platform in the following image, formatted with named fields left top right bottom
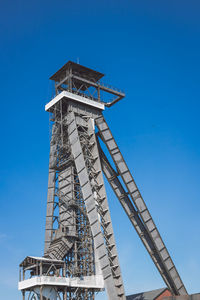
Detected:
left=45, top=91, right=105, bottom=112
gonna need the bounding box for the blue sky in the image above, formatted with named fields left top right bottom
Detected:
left=0, top=1, right=200, bottom=299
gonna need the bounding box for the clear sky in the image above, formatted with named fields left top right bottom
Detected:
left=0, top=1, right=200, bottom=299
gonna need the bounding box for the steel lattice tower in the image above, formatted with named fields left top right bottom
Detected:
left=18, top=61, right=188, bottom=300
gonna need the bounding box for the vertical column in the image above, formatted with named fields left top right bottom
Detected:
left=58, top=166, right=76, bottom=236
left=19, top=267, right=21, bottom=282
left=68, top=67, right=72, bottom=92
left=44, top=123, right=57, bottom=254
left=97, top=83, right=100, bottom=102
left=40, top=286, right=43, bottom=300
left=40, top=261, right=43, bottom=276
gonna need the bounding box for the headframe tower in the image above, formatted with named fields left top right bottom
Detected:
left=18, top=61, right=187, bottom=300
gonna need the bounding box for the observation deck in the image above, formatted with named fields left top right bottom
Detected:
left=19, top=256, right=104, bottom=297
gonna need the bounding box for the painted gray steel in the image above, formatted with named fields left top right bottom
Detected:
left=67, top=111, right=125, bottom=300
left=21, top=61, right=188, bottom=300
left=95, top=115, right=187, bottom=296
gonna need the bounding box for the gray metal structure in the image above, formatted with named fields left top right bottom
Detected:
left=18, top=61, right=187, bottom=300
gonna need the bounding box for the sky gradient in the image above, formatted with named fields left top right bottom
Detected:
left=0, top=1, right=200, bottom=299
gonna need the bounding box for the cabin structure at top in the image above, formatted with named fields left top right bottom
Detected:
left=49, top=61, right=125, bottom=107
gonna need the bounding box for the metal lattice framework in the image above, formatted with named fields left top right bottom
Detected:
left=18, top=61, right=188, bottom=300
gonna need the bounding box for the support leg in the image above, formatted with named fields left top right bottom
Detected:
left=67, top=111, right=119, bottom=300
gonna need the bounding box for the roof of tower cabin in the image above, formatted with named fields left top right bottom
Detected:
left=50, top=61, right=104, bottom=82
left=19, top=256, right=64, bottom=268
left=126, top=288, right=169, bottom=300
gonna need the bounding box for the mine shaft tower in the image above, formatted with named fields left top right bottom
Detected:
left=19, top=61, right=188, bottom=300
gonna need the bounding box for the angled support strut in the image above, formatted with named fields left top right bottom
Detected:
left=95, top=115, right=187, bottom=296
